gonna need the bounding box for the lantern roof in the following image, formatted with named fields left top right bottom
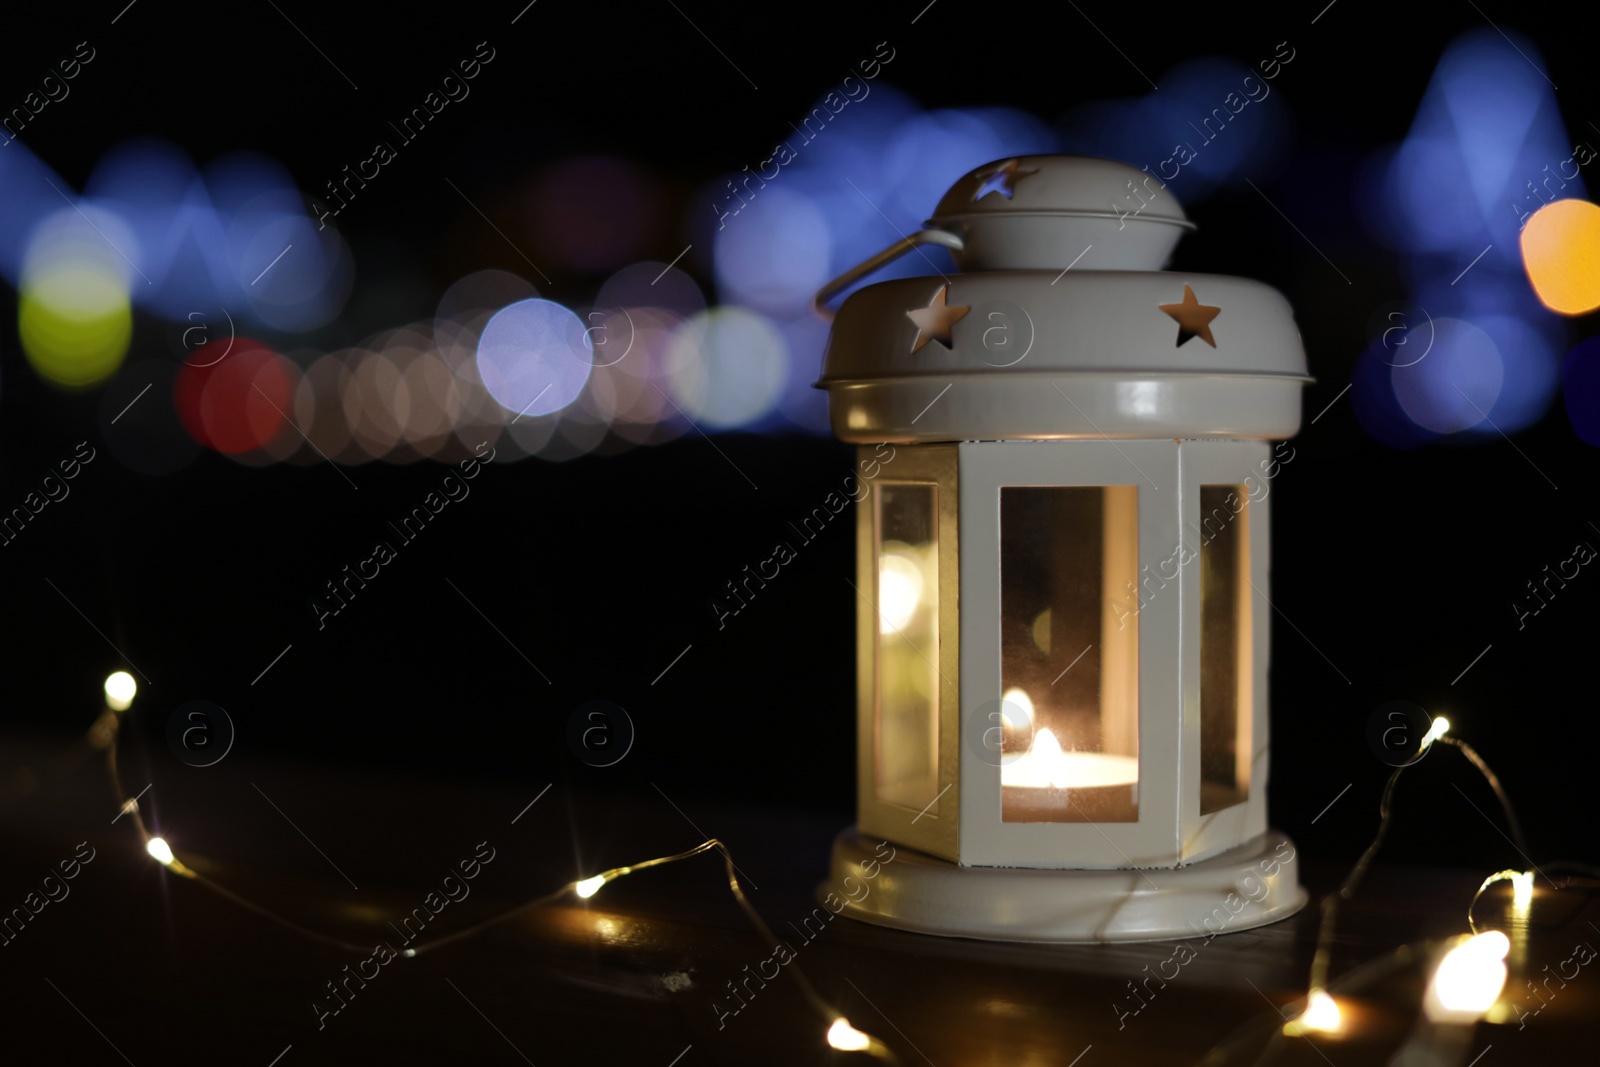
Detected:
left=815, top=155, right=1311, bottom=443
left=930, top=154, right=1192, bottom=254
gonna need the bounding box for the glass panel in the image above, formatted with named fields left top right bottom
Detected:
left=874, top=483, right=940, bottom=813
left=1199, top=485, right=1251, bottom=813
left=999, top=486, right=1139, bottom=823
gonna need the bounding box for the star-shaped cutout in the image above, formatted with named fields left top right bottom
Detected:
left=972, top=158, right=1040, bottom=202
left=1159, top=284, right=1221, bottom=348
left=906, top=285, right=970, bottom=354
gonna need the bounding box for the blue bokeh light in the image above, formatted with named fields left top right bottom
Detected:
left=1059, top=57, right=1291, bottom=200
left=713, top=184, right=832, bottom=315
left=476, top=298, right=594, bottom=418
left=1353, top=28, right=1574, bottom=445
left=1351, top=341, right=1441, bottom=449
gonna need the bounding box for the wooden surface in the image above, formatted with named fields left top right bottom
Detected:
left=1, top=732, right=1595, bottom=1066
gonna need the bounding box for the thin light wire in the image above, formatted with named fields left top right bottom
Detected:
left=2, top=743, right=87, bottom=806
left=1466, top=862, right=1600, bottom=935
left=1211, top=942, right=1427, bottom=1067
left=96, top=698, right=878, bottom=1049
left=1306, top=762, right=1407, bottom=993
left=65, top=689, right=1587, bottom=1066
left=1466, top=869, right=1526, bottom=936
left=1541, top=860, right=1600, bottom=879
left=1439, top=736, right=1529, bottom=857
left=1304, top=730, right=1537, bottom=1006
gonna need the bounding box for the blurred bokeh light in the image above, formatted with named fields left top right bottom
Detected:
left=1520, top=198, right=1600, bottom=315
left=19, top=51, right=1594, bottom=463
left=19, top=205, right=136, bottom=389
left=1352, top=27, right=1572, bottom=443
left=476, top=298, right=593, bottom=419
left=666, top=308, right=786, bottom=429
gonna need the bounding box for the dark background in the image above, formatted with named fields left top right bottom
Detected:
left=0, top=0, right=1594, bottom=890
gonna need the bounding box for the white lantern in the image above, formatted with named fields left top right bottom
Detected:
left=815, top=156, right=1308, bottom=941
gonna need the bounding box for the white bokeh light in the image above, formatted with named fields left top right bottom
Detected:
left=476, top=298, right=593, bottom=419
left=665, top=308, right=787, bottom=429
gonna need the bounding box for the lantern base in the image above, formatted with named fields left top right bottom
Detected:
left=820, top=826, right=1305, bottom=943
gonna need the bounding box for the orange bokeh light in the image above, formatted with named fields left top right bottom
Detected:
left=1520, top=198, right=1600, bottom=315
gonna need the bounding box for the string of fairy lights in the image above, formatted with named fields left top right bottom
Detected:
left=1204, top=717, right=1594, bottom=1065
left=21, top=670, right=1592, bottom=1063
left=90, top=671, right=891, bottom=1059
left=1273, top=719, right=1520, bottom=1040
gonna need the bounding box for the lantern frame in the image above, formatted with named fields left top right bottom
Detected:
left=856, top=438, right=1274, bottom=869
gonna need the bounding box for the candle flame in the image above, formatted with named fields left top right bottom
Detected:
left=1032, top=728, right=1069, bottom=789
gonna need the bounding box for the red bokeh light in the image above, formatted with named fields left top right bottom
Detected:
left=175, top=340, right=298, bottom=454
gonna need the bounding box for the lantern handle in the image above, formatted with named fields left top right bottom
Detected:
left=812, top=228, right=965, bottom=318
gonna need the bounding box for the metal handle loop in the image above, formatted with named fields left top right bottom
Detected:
left=812, top=228, right=965, bottom=318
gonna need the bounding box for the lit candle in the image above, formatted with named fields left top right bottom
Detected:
left=1000, top=725, right=1139, bottom=822
left=1001, top=728, right=1139, bottom=788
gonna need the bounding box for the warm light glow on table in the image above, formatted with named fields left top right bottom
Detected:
left=1000, top=728, right=1138, bottom=789
left=1510, top=870, right=1533, bottom=914
left=1284, top=988, right=1343, bottom=1036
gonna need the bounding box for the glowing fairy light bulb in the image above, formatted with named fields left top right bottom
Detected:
left=1510, top=871, right=1534, bottom=913
left=145, top=837, right=176, bottom=867
left=104, top=671, right=137, bottom=711
left=1426, top=930, right=1510, bottom=1021
left=1420, top=716, right=1450, bottom=749
left=827, top=1017, right=871, bottom=1051
left=574, top=875, right=608, bottom=899
left=1477, top=868, right=1536, bottom=917
left=1284, top=989, right=1343, bottom=1036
